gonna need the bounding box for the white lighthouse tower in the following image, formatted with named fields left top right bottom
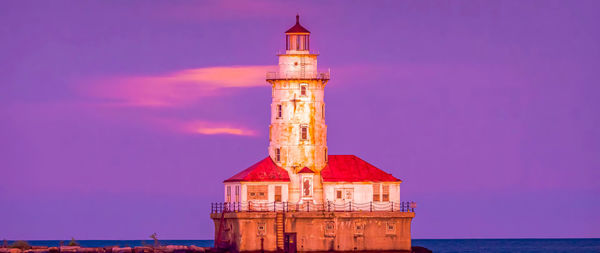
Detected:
left=214, top=16, right=415, bottom=253
left=267, top=15, right=330, bottom=204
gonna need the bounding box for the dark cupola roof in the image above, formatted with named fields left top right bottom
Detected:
left=285, top=14, right=310, bottom=34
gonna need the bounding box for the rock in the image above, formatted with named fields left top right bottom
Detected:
left=133, top=247, right=152, bottom=253
left=48, top=247, right=59, bottom=253
left=154, top=247, right=172, bottom=253
left=111, top=247, right=131, bottom=253
left=9, top=249, right=22, bottom=253
left=411, top=246, right=433, bottom=253
left=59, top=246, right=79, bottom=253
left=26, top=250, right=48, bottom=253
left=78, top=248, right=102, bottom=253
left=188, top=246, right=205, bottom=253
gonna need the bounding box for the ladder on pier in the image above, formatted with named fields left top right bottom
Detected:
left=276, top=212, right=285, bottom=250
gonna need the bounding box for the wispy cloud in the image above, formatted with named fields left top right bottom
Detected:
left=159, top=1, right=320, bottom=22
left=84, top=65, right=275, bottom=107
left=148, top=117, right=257, bottom=136
left=181, top=120, right=257, bottom=136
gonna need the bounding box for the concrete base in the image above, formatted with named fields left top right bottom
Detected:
left=211, top=211, right=414, bottom=253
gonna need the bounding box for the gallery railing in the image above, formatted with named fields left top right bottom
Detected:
left=210, top=201, right=416, bottom=213
left=266, top=70, right=330, bottom=80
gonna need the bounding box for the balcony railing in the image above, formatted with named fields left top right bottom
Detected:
left=276, top=49, right=320, bottom=55
left=266, top=70, right=330, bottom=81
left=210, top=201, right=416, bottom=213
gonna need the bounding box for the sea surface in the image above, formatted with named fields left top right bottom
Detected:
left=7, top=239, right=600, bottom=253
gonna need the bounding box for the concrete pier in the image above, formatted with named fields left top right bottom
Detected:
left=211, top=211, right=414, bottom=253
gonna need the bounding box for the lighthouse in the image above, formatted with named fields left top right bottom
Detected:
left=211, top=16, right=415, bottom=253
left=267, top=14, right=329, bottom=204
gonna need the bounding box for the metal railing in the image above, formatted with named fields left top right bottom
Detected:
left=266, top=70, right=330, bottom=81
left=276, top=49, right=320, bottom=55
left=210, top=201, right=416, bottom=213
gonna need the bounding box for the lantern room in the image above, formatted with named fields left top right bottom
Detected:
left=285, top=14, right=310, bottom=52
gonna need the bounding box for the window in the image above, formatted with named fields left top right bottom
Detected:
left=382, top=185, right=390, bottom=202
left=325, top=148, right=328, bottom=162
left=301, top=126, right=308, bottom=140
left=386, top=222, right=396, bottom=234
left=275, top=148, right=281, bottom=162
left=235, top=185, right=240, bottom=202
left=354, top=223, right=364, bottom=235
left=302, top=177, right=312, bottom=197
left=324, top=221, right=335, bottom=237
left=226, top=186, right=231, bottom=202
left=322, top=104, right=325, bottom=119
left=336, top=190, right=343, bottom=200
left=373, top=183, right=380, bottom=202
left=275, top=186, right=282, bottom=202
left=345, top=189, right=353, bottom=200
left=247, top=185, right=268, bottom=200
left=277, top=104, right=282, bottom=118
left=300, top=85, right=307, bottom=96
left=257, top=222, right=266, bottom=235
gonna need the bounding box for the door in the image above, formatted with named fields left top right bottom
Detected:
left=284, top=233, right=297, bottom=253
left=275, top=186, right=282, bottom=202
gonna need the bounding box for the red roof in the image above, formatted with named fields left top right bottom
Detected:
left=321, top=155, right=401, bottom=182
left=286, top=15, right=310, bottom=34
left=224, top=157, right=290, bottom=182
left=298, top=167, right=315, bottom=174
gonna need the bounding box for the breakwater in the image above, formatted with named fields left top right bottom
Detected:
left=0, top=245, right=214, bottom=253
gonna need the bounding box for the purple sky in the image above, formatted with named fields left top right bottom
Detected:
left=1, top=0, right=599, bottom=240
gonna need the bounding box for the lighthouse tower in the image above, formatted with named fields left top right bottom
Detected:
left=267, top=15, right=330, bottom=204
left=214, top=16, right=415, bottom=253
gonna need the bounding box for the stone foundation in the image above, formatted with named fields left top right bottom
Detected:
left=211, top=211, right=414, bottom=253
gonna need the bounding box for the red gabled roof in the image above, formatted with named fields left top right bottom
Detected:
left=224, top=157, right=290, bottom=182
left=321, top=155, right=401, bottom=182
left=298, top=167, right=315, bottom=173
left=286, top=14, right=310, bottom=34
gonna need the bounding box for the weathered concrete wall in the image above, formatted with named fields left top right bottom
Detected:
left=211, top=211, right=414, bottom=253
left=268, top=51, right=328, bottom=204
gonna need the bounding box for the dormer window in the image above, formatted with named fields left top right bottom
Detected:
left=300, top=85, right=307, bottom=96
left=301, top=126, right=308, bottom=140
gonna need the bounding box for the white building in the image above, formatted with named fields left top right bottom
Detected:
left=223, top=15, right=402, bottom=211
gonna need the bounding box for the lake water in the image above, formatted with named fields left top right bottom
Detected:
left=8, top=239, right=600, bottom=252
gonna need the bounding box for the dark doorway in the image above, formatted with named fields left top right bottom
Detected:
left=284, top=233, right=297, bottom=253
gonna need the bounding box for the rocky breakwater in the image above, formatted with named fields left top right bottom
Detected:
left=0, top=245, right=212, bottom=253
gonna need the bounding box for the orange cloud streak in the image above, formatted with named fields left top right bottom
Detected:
left=179, top=120, right=257, bottom=136
left=85, top=65, right=275, bottom=107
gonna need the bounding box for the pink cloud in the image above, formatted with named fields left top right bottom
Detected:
left=181, top=120, right=257, bottom=136
left=157, top=1, right=321, bottom=22
left=148, top=117, right=257, bottom=136
left=83, top=65, right=275, bottom=107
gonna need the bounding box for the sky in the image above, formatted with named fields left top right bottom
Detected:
left=1, top=0, right=599, bottom=240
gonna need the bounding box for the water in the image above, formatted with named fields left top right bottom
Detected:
left=5, top=239, right=600, bottom=252
left=4, top=240, right=214, bottom=248
left=412, top=239, right=600, bottom=253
